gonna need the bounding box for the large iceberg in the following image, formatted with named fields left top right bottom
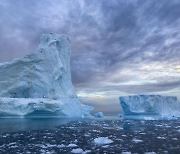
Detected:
left=119, top=95, right=180, bottom=118
left=0, top=33, right=93, bottom=117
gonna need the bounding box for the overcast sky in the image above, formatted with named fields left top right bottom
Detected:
left=0, top=0, right=180, bottom=114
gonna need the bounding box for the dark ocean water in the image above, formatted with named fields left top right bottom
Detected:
left=0, top=116, right=180, bottom=153
left=0, top=117, right=78, bottom=133
left=0, top=116, right=119, bottom=133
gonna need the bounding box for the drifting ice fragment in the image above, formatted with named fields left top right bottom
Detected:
left=94, top=137, right=113, bottom=145
left=71, top=148, right=83, bottom=153
left=94, top=112, right=104, bottom=118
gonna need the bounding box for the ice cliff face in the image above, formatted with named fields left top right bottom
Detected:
left=119, top=95, right=180, bottom=117
left=0, top=33, right=74, bottom=99
left=0, top=33, right=93, bottom=117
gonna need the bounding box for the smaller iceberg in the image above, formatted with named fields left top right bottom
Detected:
left=94, top=112, right=104, bottom=118
left=119, top=95, right=180, bottom=118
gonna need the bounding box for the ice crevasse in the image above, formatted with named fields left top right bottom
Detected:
left=0, top=33, right=93, bottom=117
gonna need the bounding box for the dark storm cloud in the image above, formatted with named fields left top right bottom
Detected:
left=106, top=79, right=180, bottom=94
left=75, top=78, right=180, bottom=96
left=0, top=0, right=180, bottom=105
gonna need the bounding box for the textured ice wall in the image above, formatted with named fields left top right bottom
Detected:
left=0, top=98, right=92, bottom=117
left=119, top=95, right=180, bottom=117
left=0, top=33, right=93, bottom=117
left=0, top=33, right=75, bottom=99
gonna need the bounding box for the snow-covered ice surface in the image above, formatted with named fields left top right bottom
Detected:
left=120, top=95, right=180, bottom=118
left=0, top=118, right=180, bottom=153
left=0, top=33, right=93, bottom=117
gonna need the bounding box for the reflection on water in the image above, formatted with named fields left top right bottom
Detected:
left=0, top=115, right=179, bottom=133
left=0, top=117, right=80, bottom=133
left=0, top=116, right=120, bottom=133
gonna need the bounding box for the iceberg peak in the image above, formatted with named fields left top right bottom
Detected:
left=38, top=33, right=70, bottom=50
left=0, top=33, right=93, bottom=117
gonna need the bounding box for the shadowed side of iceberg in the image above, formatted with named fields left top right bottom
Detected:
left=0, top=98, right=93, bottom=117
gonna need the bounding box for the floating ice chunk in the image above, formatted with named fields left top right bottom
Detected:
left=102, top=145, right=109, bottom=148
left=94, top=112, right=104, bottom=118
left=143, top=117, right=155, bottom=120
left=132, top=138, right=143, bottom=143
left=71, top=148, right=83, bottom=153
left=83, top=150, right=91, bottom=153
left=84, top=133, right=91, bottom=137
left=46, top=144, right=56, bottom=148
left=57, top=144, right=65, bottom=148
left=67, top=144, right=78, bottom=148
left=94, top=137, right=113, bottom=145
left=155, top=125, right=163, bottom=127
left=157, top=136, right=166, bottom=139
